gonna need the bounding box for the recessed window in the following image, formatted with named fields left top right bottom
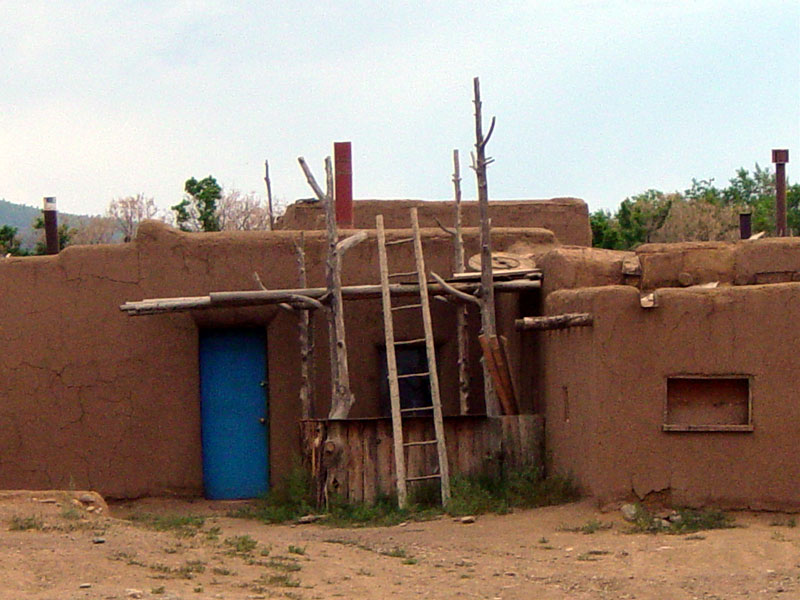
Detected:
left=663, top=376, right=752, bottom=432
left=379, top=344, right=432, bottom=417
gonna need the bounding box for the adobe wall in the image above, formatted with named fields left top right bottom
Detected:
left=541, top=283, right=800, bottom=510
left=0, top=221, right=553, bottom=498
left=278, top=198, right=592, bottom=247
left=636, top=237, right=800, bottom=289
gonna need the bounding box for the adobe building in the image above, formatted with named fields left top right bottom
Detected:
left=2, top=196, right=800, bottom=511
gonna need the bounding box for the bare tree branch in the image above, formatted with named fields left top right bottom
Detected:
left=433, top=216, right=456, bottom=237
left=430, top=272, right=481, bottom=305
left=335, top=231, right=368, bottom=255
left=298, top=157, right=327, bottom=201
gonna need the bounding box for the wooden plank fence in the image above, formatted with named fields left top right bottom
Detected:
left=300, top=414, right=544, bottom=506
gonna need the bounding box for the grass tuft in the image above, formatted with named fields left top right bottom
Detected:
left=127, top=513, right=205, bottom=537
left=626, top=504, right=736, bottom=534
left=446, top=467, right=580, bottom=517
left=224, top=534, right=258, bottom=554
left=232, top=462, right=579, bottom=527
left=9, top=515, right=44, bottom=531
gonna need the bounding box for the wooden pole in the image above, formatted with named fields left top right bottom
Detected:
left=376, top=214, right=408, bottom=508
left=452, top=149, right=470, bottom=414
left=264, top=160, right=274, bottom=230
left=473, top=76, right=500, bottom=416
left=296, top=155, right=356, bottom=419
left=515, top=313, right=593, bottom=331
left=323, top=157, right=356, bottom=419
left=120, top=280, right=542, bottom=315
left=411, top=208, right=451, bottom=505
left=295, top=232, right=315, bottom=419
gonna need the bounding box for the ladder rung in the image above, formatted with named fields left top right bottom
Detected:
left=403, top=439, right=438, bottom=447
left=385, top=237, right=415, bottom=246
left=406, top=474, right=441, bottom=482
left=388, top=271, right=417, bottom=278
left=391, top=303, right=421, bottom=312
left=395, top=338, right=425, bottom=345
left=397, top=372, right=429, bottom=379
left=400, top=405, right=433, bottom=413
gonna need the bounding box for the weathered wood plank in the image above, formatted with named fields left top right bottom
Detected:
left=362, top=421, right=378, bottom=504
left=515, top=313, right=593, bottom=331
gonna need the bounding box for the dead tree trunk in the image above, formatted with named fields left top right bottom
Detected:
left=264, top=159, right=274, bottom=230
left=295, top=233, right=315, bottom=419
left=473, top=76, right=500, bottom=416
left=452, top=149, right=470, bottom=414
left=298, top=156, right=357, bottom=419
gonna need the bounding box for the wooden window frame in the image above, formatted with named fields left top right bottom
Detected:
left=662, top=374, right=753, bottom=433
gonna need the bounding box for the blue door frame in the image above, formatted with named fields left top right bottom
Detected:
left=199, top=329, right=269, bottom=499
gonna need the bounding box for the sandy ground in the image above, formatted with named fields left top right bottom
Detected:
left=1, top=492, right=799, bottom=600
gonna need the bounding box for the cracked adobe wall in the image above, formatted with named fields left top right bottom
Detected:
left=0, top=220, right=555, bottom=498
left=542, top=283, right=800, bottom=510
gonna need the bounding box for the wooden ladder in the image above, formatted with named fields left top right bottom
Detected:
left=376, top=208, right=450, bottom=509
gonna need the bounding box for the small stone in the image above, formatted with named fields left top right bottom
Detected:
left=78, top=493, right=96, bottom=504
left=620, top=503, right=638, bottom=522
left=79, top=583, right=92, bottom=589
left=125, top=590, right=143, bottom=599
left=505, top=571, right=517, bottom=576
left=668, top=512, right=682, bottom=524
left=38, top=498, right=58, bottom=504
left=297, top=514, right=322, bottom=524
left=86, top=506, right=96, bottom=513
left=460, top=516, right=476, bottom=524
left=397, top=521, right=408, bottom=527
left=678, top=272, right=694, bottom=286
left=92, top=537, right=105, bottom=544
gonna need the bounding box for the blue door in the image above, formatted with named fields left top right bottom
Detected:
left=200, top=329, right=268, bottom=499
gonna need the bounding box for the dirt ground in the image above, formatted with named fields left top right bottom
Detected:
left=1, top=492, right=799, bottom=600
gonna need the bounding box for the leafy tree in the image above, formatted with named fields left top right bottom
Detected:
left=614, top=190, right=673, bottom=248
left=684, top=178, right=723, bottom=205
left=32, top=215, right=76, bottom=254
left=589, top=209, right=624, bottom=250
left=172, top=176, right=222, bottom=232
left=591, top=164, right=800, bottom=249
left=0, top=225, right=24, bottom=256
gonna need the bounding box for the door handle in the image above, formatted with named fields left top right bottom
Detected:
left=259, top=380, right=267, bottom=388
left=258, top=418, right=266, bottom=425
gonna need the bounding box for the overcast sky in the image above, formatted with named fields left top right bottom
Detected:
left=1, top=1, right=798, bottom=217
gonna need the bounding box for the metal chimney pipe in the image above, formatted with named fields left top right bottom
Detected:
left=772, top=149, right=789, bottom=237
left=43, top=197, right=59, bottom=254
left=739, top=211, right=752, bottom=240
left=334, top=142, right=353, bottom=228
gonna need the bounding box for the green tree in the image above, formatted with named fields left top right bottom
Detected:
left=614, top=190, right=673, bottom=248
left=32, top=215, right=75, bottom=254
left=0, top=225, right=24, bottom=256
left=172, top=176, right=222, bottom=232
left=589, top=209, right=624, bottom=250
left=591, top=164, right=800, bottom=248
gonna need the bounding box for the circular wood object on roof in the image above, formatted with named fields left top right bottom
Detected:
left=467, top=252, right=537, bottom=272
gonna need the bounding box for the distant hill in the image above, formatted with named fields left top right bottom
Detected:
left=0, top=199, right=41, bottom=234
left=0, top=199, right=100, bottom=250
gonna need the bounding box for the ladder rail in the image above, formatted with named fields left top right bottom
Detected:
left=376, top=215, right=408, bottom=508
left=410, top=208, right=451, bottom=505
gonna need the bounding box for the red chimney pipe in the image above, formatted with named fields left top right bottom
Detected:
left=334, top=142, right=353, bottom=228
left=773, top=149, right=789, bottom=237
